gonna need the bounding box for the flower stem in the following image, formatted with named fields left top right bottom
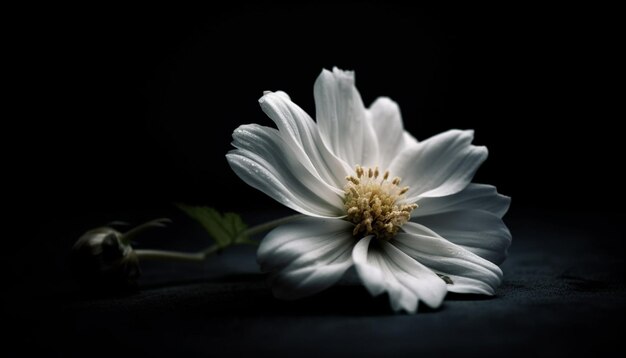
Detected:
left=135, top=214, right=303, bottom=263
left=134, top=249, right=207, bottom=262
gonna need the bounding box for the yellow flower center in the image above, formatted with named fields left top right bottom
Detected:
left=344, top=165, right=417, bottom=240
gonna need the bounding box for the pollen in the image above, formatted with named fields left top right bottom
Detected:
left=344, top=165, right=418, bottom=240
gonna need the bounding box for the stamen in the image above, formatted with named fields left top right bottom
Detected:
left=356, top=165, right=364, bottom=177
left=347, top=176, right=360, bottom=185
left=344, top=165, right=417, bottom=240
left=385, top=223, right=394, bottom=232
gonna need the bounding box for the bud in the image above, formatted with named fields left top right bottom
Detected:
left=70, top=219, right=170, bottom=292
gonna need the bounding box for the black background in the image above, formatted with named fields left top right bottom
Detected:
left=6, top=3, right=624, bottom=357
left=14, top=3, right=623, bottom=217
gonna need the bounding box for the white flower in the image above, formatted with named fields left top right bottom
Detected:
left=226, top=67, right=511, bottom=313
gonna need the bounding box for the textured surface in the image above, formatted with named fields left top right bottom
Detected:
left=6, top=211, right=625, bottom=357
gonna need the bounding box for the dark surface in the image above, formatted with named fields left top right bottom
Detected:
left=6, top=211, right=625, bottom=357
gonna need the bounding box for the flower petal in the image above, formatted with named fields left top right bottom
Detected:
left=258, top=217, right=355, bottom=300
left=352, top=236, right=447, bottom=313
left=314, top=68, right=379, bottom=167
left=367, top=97, right=418, bottom=169
left=394, top=222, right=503, bottom=295
left=410, top=210, right=512, bottom=265
left=389, top=129, right=488, bottom=202
left=258, top=90, right=352, bottom=191
left=414, top=183, right=511, bottom=218
left=226, top=150, right=343, bottom=218
left=231, top=123, right=344, bottom=211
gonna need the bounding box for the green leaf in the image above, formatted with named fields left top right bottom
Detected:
left=176, top=204, right=253, bottom=248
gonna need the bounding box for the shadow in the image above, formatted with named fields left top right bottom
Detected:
left=46, top=273, right=450, bottom=316
left=140, top=273, right=266, bottom=289
left=445, top=292, right=497, bottom=301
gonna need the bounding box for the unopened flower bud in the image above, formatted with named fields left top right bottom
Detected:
left=70, top=219, right=170, bottom=291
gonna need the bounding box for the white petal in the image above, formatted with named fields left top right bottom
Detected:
left=258, top=217, right=355, bottom=300
left=314, top=68, right=379, bottom=167
left=231, top=124, right=344, bottom=210
left=226, top=151, right=342, bottom=218
left=414, top=183, right=511, bottom=218
left=259, top=91, right=351, bottom=190
left=367, top=97, right=418, bottom=169
left=389, top=129, right=488, bottom=202
left=352, top=236, right=447, bottom=313
left=403, top=131, right=419, bottom=147
left=394, top=222, right=503, bottom=295
left=410, top=210, right=512, bottom=264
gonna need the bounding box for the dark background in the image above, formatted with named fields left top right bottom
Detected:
left=14, top=3, right=623, bottom=217
left=6, top=4, right=624, bottom=357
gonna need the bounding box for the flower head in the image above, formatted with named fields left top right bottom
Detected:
left=227, top=67, right=511, bottom=313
